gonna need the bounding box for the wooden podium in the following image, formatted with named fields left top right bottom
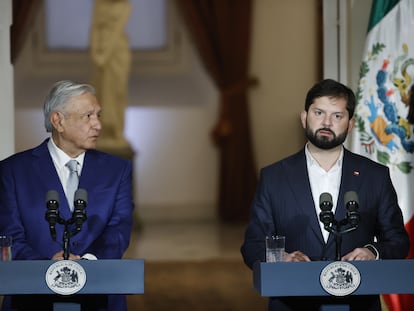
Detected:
left=253, top=260, right=414, bottom=310
left=0, top=259, right=144, bottom=311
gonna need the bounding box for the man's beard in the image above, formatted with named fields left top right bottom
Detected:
left=305, top=126, right=348, bottom=150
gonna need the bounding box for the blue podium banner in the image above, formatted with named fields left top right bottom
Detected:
left=0, top=259, right=144, bottom=295
left=253, top=259, right=414, bottom=297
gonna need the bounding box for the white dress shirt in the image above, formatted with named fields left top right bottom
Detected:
left=305, top=144, right=343, bottom=243
left=46, top=138, right=97, bottom=260
left=47, top=137, right=85, bottom=208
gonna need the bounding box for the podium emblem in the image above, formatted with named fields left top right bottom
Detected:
left=320, top=261, right=361, bottom=296
left=45, top=260, right=87, bottom=295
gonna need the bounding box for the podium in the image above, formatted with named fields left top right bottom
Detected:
left=253, top=260, right=414, bottom=310
left=0, top=259, right=144, bottom=311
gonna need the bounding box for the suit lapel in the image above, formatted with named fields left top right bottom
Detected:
left=78, top=150, right=100, bottom=188
left=324, top=149, right=363, bottom=247
left=31, top=139, right=72, bottom=219
left=32, top=140, right=65, bottom=194
left=336, top=149, right=363, bottom=222
left=284, top=149, right=326, bottom=244
left=78, top=150, right=107, bottom=199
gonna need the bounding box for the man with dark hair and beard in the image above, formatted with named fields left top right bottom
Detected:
left=240, top=79, right=409, bottom=311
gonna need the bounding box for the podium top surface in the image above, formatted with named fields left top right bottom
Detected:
left=253, top=259, right=414, bottom=297
left=0, top=259, right=144, bottom=295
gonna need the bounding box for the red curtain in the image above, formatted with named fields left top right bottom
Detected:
left=176, top=0, right=258, bottom=222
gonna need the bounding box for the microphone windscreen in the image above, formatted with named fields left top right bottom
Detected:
left=319, top=192, right=333, bottom=205
left=344, top=191, right=359, bottom=205
left=74, top=188, right=88, bottom=203
left=46, top=190, right=59, bottom=203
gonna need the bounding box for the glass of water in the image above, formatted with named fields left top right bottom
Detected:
left=265, top=235, right=285, bottom=262
left=0, top=235, right=12, bottom=261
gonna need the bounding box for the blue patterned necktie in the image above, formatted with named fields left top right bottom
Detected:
left=65, top=160, right=79, bottom=211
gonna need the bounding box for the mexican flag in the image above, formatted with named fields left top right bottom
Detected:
left=348, top=0, right=414, bottom=310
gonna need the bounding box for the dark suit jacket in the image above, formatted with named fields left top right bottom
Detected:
left=241, top=147, right=410, bottom=311
left=0, top=138, right=135, bottom=311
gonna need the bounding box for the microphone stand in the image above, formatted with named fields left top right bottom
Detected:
left=63, top=224, right=70, bottom=260
left=54, top=215, right=82, bottom=260
left=46, top=190, right=87, bottom=260
left=324, top=219, right=358, bottom=261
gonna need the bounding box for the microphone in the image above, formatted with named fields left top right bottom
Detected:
left=319, top=192, right=334, bottom=228
left=72, top=189, right=87, bottom=234
left=45, top=190, right=60, bottom=241
left=344, top=191, right=360, bottom=227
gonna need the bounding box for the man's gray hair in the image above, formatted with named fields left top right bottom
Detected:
left=43, top=80, right=96, bottom=133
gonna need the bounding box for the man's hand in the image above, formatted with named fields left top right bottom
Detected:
left=341, top=247, right=376, bottom=261
left=283, top=250, right=311, bottom=262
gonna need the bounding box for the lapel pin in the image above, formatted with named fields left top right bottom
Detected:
left=353, top=171, right=360, bottom=176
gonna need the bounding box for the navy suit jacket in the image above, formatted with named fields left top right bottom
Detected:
left=241, top=147, right=409, bottom=310
left=0, top=138, right=135, bottom=310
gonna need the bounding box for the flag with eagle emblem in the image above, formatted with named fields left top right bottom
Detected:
left=348, top=0, right=414, bottom=310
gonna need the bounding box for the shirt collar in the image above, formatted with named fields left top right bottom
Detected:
left=305, top=143, right=343, bottom=170
left=47, top=137, right=85, bottom=169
